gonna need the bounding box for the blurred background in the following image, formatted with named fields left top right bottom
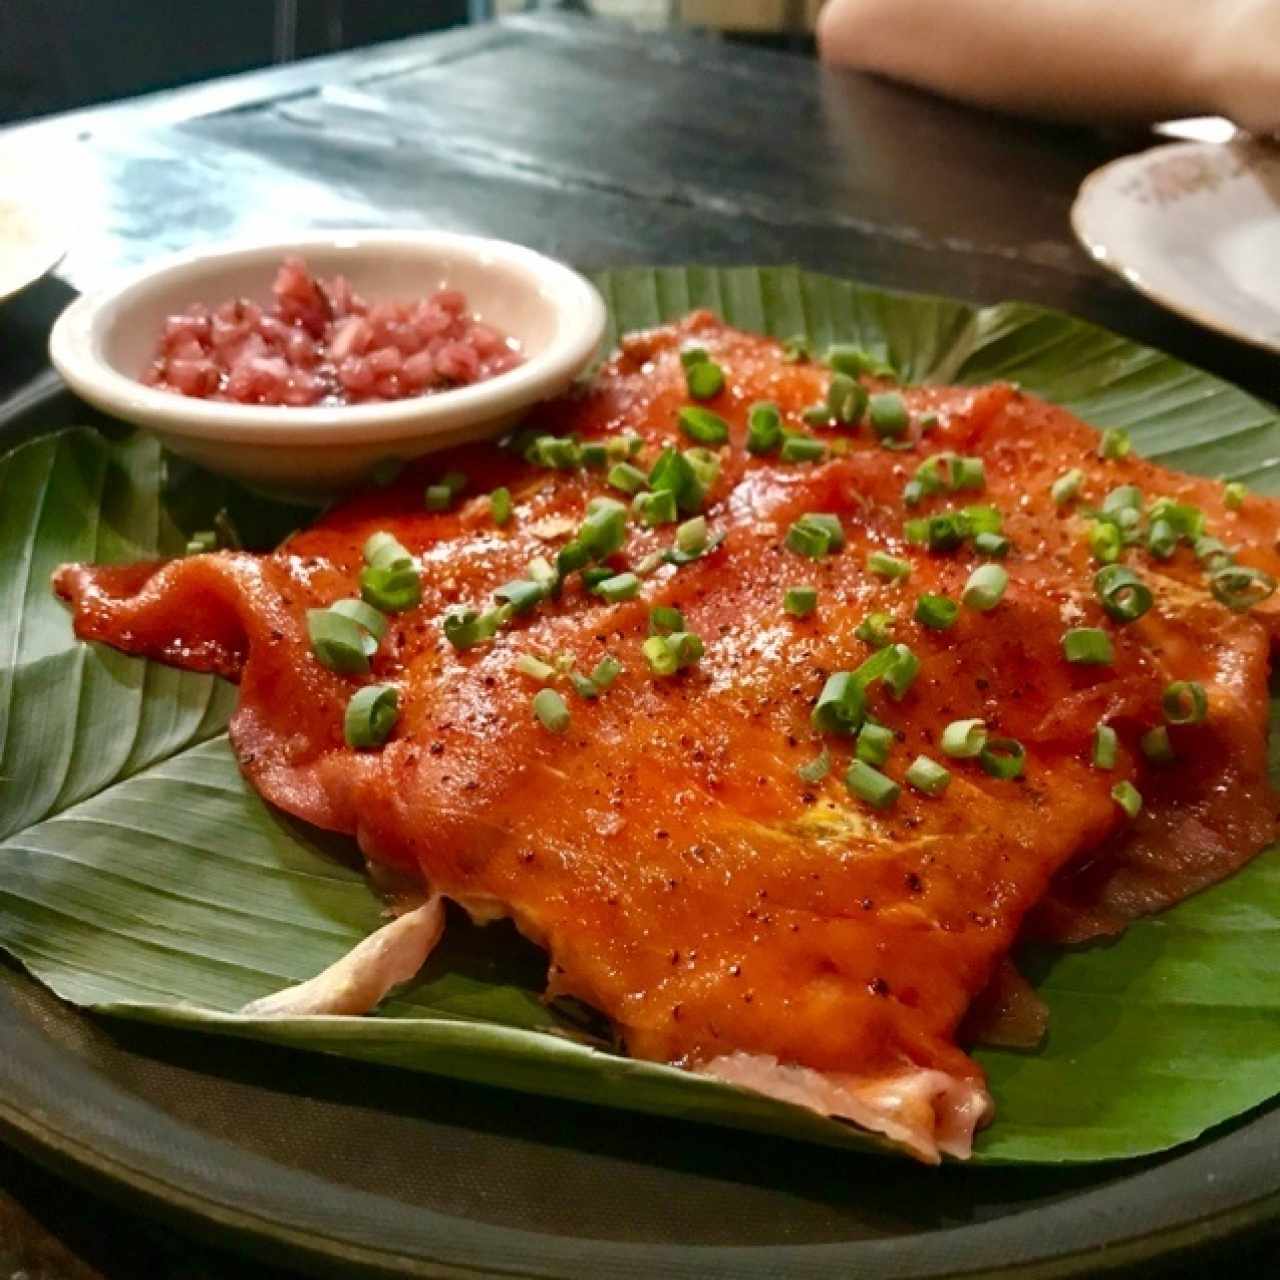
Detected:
left=0, top=0, right=824, bottom=123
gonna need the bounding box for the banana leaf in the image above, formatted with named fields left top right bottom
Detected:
left=2, top=265, right=1279, bottom=1164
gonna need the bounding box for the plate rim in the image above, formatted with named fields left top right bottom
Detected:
left=1070, top=138, right=1280, bottom=357
left=5, top=276, right=1280, bottom=1277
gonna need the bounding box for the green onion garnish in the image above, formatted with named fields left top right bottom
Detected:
left=903, top=480, right=925, bottom=508
left=1062, top=627, right=1113, bottom=664
left=973, top=531, right=1010, bottom=558
left=784, top=585, right=818, bottom=617
left=883, top=644, right=920, bottom=700
left=596, top=572, right=640, bottom=603
left=591, top=654, right=623, bottom=690
left=527, top=435, right=581, bottom=470
left=921, top=512, right=968, bottom=552
left=532, top=687, right=570, bottom=733
left=785, top=512, right=843, bottom=558
left=941, top=718, right=987, bottom=758
left=643, top=631, right=703, bottom=676
left=1088, top=520, right=1121, bottom=564
left=1210, top=565, right=1277, bottom=611
left=746, top=402, right=784, bottom=455
left=633, top=489, right=679, bottom=526
left=579, top=497, right=628, bottom=559
left=360, top=532, right=421, bottom=613
left=1098, top=428, right=1130, bottom=460
left=649, top=447, right=706, bottom=513
left=489, top=487, right=513, bottom=526
left=1102, top=484, right=1143, bottom=515
left=516, top=653, right=555, bottom=682
left=605, top=433, right=644, bottom=461
left=1194, top=536, right=1235, bottom=570
left=856, top=721, right=895, bottom=766
left=569, top=670, right=600, bottom=700
left=812, top=672, right=866, bottom=736
left=581, top=567, right=614, bottom=591
left=527, top=556, right=558, bottom=589
left=796, top=748, right=830, bottom=784
left=185, top=529, right=217, bottom=555
left=608, top=462, right=649, bottom=495
left=962, top=564, right=1008, bottom=611
left=829, top=373, right=868, bottom=425
left=802, top=405, right=832, bottom=428
left=915, top=594, right=958, bottom=630
left=1051, top=469, right=1084, bottom=507
left=855, top=612, right=894, bottom=648
left=1147, top=498, right=1204, bottom=540
left=679, top=345, right=710, bottom=370
left=1162, top=680, right=1208, bottom=725
left=1224, top=481, right=1247, bottom=510
left=642, top=634, right=677, bottom=676
left=979, top=737, right=1025, bottom=779
left=1094, top=564, right=1153, bottom=623
left=685, top=360, right=725, bottom=401
left=961, top=505, right=1002, bottom=536
left=1147, top=518, right=1177, bottom=560
left=649, top=605, right=685, bottom=635
left=678, top=405, right=729, bottom=444
left=1093, top=723, right=1118, bottom=769
left=307, top=608, right=373, bottom=674
left=556, top=540, right=591, bottom=578
left=844, top=759, right=900, bottom=810
left=868, top=391, right=908, bottom=439
left=1111, top=780, right=1143, bottom=819
left=443, top=608, right=487, bottom=651
left=668, top=632, right=705, bottom=669
left=328, top=598, right=388, bottom=641
left=1141, top=725, right=1175, bottom=763
left=579, top=442, right=608, bottom=470
left=494, top=579, right=547, bottom=614
left=915, top=452, right=984, bottom=496
left=676, top=516, right=708, bottom=555
left=780, top=435, right=828, bottom=464
left=906, top=755, right=951, bottom=796
left=953, top=457, right=985, bottom=491
left=867, top=551, right=911, bottom=580
left=344, top=684, right=398, bottom=748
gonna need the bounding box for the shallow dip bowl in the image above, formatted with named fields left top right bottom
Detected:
left=48, top=231, right=607, bottom=497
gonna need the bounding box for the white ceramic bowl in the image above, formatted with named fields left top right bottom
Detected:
left=48, top=231, right=606, bottom=497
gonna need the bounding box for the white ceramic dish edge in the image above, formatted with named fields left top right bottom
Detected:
left=48, top=230, right=607, bottom=496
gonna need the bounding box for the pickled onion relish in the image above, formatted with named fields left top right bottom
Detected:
left=142, top=256, right=523, bottom=407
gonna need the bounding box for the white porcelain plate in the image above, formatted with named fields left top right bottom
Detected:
left=1072, top=139, right=1280, bottom=353
left=0, top=141, right=67, bottom=303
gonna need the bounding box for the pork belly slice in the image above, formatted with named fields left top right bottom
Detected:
left=54, top=315, right=1279, bottom=1160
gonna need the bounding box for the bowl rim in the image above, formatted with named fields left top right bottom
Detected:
left=47, top=229, right=606, bottom=445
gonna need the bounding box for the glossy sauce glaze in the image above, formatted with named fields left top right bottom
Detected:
left=56, top=314, right=1280, bottom=1161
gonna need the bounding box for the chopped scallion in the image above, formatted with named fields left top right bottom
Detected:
left=1147, top=517, right=1178, bottom=560
left=1224, top=481, right=1247, bottom=510
left=1094, top=564, right=1153, bottom=623
left=915, top=594, right=959, bottom=630
left=1088, top=520, right=1122, bottom=564
left=590, top=654, right=623, bottom=689
left=1141, top=725, right=1175, bottom=763
left=868, top=391, right=908, bottom=439
left=516, top=653, right=556, bottom=682
left=608, top=462, right=649, bottom=495
left=855, top=612, right=894, bottom=649
left=1051, top=468, right=1084, bottom=507
left=796, top=748, right=830, bottom=784
left=1093, top=723, right=1118, bottom=769
left=307, top=608, right=373, bottom=674
left=973, top=531, right=1010, bottom=558
left=1162, top=680, right=1208, bottom=725
left=489, top=487, right=513, bottom=526
left=685, top=360, right=725, bottom=401
left=941, top=718, right=987, bottom=758
left=811, top=672, right=865, bottom=736
left=746, top=401, right=784, bottom=455
left=845, top=759, right=900, bottom=810
left=494, top=579, right=547, bottom=614
left=906, top=754, right=950, bottom=796
left=883, top=644, right=920, bottom=700
left=780, top=434, right=828, bottom=463
left=185, top=529, right=217, bottom=555
left=678, top=405, right=729, bottom=444
left=1210, top=565, right=1277, bottom=611
left=633, top=489, right=679, bottom=526
left=1098, top=428, right=1130, bottom=460
left=784, top=586, right=818, bottom=617
left=596, top=572, right=640, bottom=603
left=649, top=605, right=685, bottom=635
left=856, top=721, right=895, bottom=766
left=676, top=515, right=708, bottom=555
left=532, top=687, right=570, bottom=733
left=579, top=442, right=608, bottom=470
left=344, top=684, right=398, bottom=749
left=1062, top=626, right=1113, bottom=664
left=1111, top=780, right=1143, bottom=819
left=867, top=551, right=911, bottom=580
left=979, top=737, right=1025, bottom=779
left=962, top=563, right=1008, bottom=611
left=329, top=598, right=388, bottom=641
left=579, top=496, right=628, bottom=559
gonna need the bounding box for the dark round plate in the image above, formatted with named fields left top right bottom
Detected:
left=2, top=362, right=1279, bottom=1280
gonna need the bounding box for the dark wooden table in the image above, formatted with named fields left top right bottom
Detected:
left=1, top=12, right=1276, bottom=1276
